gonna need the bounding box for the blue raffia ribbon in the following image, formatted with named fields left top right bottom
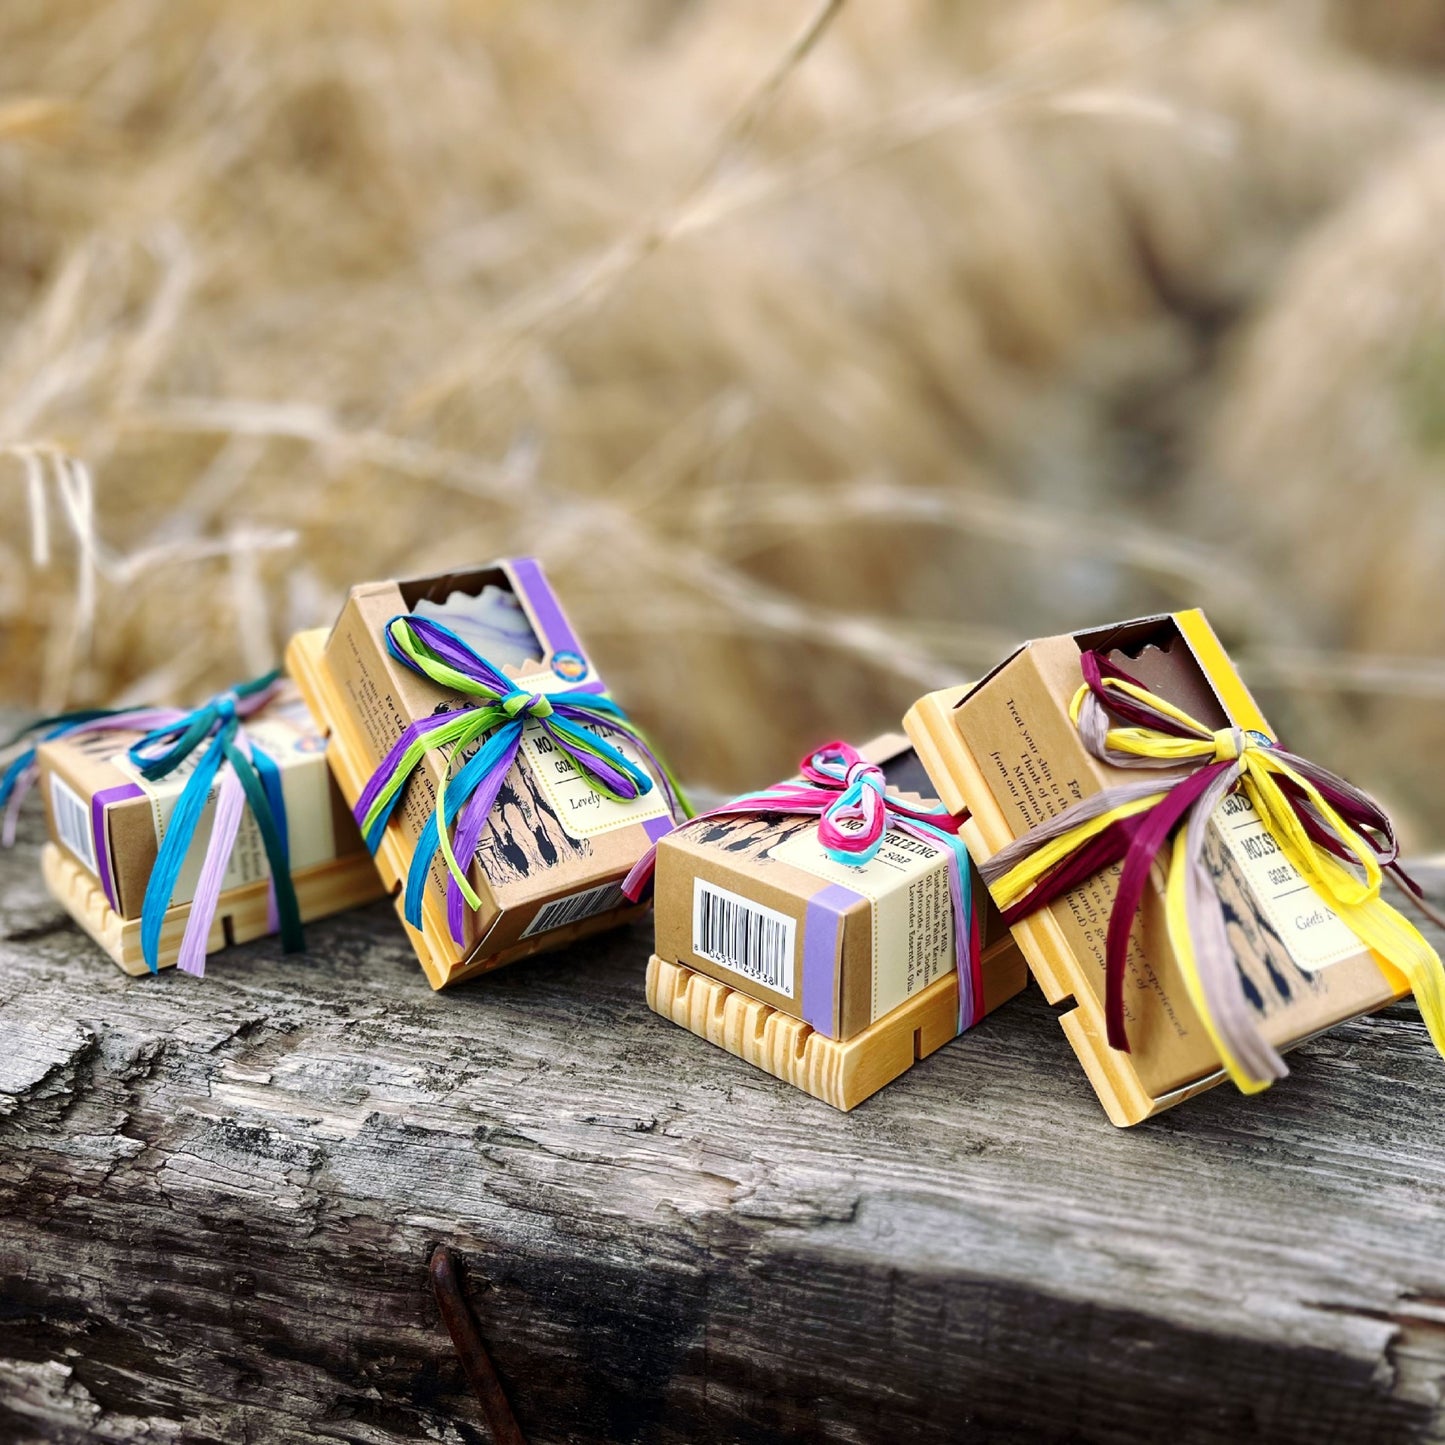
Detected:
left=1, top=673, right=302, bottom=977
left=622, top=741, right=985, bottom=1033
left=127, top=670, right=302, bottom=975
left=353, top=615, right=691, bottom=945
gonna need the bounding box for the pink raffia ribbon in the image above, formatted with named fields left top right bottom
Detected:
left=624, top=740, right=985, bottom=1033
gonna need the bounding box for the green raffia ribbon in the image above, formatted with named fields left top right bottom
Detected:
left=353, top=615, right=690, bottom=944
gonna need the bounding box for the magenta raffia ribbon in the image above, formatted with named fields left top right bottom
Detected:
left=624, top=740, right=985, bottom=1033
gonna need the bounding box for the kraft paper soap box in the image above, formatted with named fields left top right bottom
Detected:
left=651, top=735, right=1026, bottom=1043
left=904, top=609, right=1410, bottom=1126
left=35, top=686, right=380, bottom=975
left=287, top=558, right=676, bottom=990
left=645, top=733, right=1027, bottom=1110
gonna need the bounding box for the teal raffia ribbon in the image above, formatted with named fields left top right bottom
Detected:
left=1, top=707, right=169, bottom=846
left=128, top=671, right=301, bottom=975
left=354, top=614, right=691, bottom=945
left=1, top=674, right=302, bottom=976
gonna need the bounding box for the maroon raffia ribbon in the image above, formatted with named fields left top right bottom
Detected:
left=982, top=649, right=1443, bottom=1079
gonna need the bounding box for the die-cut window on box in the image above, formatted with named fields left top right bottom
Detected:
left=400, top=567, right=543, bottom=673
left=1074, top=615, right=1230, bottom=731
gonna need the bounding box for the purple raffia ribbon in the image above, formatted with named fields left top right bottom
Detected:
left=353, top=614, right=691, bottom=946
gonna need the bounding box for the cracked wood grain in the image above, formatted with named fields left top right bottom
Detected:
left=1, top=798, right=1444, bottom=1444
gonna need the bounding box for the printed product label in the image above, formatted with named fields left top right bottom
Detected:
left=520, top=881, right=627, bottom=939
left=510, top=669, right=671, bottom=841
left=50, top=773, right=97, bottom=874
left=112, top=698, right=336, bottom=910
left=769, top=823, right=954, bottom=1022
left=1211, top=790, right=1361, bottom=973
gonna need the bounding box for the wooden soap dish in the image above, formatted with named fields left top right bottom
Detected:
left=646, top=952, right=1026, bottom=1111
left=41, top=841, right=382, bottom=977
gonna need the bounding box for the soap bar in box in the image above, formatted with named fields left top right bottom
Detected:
left=34, top=684, right=380, bottom=975
left=646, top=734, right=1027, bottom=1109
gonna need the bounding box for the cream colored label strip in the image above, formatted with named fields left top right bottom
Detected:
left=1212, top=790, right=1360, bottom=974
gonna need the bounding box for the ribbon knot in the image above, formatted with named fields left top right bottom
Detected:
left=622, top=740, right=985, bottom=1035
left=845, top=759, right=883, bottom=790
left=0, top=671, right=300, bottom=977
left=983, top=649, right=1445, bottom=1094
left=355, top=614, right=688, bottom=946
left=1212, top=727, right=1244, bottom=763
left=501, top=690, right=552, bottom=720
left=810, top=748, right=891, bottom=865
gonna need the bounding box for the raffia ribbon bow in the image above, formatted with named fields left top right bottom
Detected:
left=355, top=615, right=689, bottom=945
left=982, top=650, right=1445, bottom=1093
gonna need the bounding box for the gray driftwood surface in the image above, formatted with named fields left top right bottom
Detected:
left=3, top=802, right=1445, bottom=1445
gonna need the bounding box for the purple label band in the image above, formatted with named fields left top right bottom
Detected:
left=642, top=815, right=674, bottom=843
left=91, top=782, right=145, bottom=912
left=503, top=556, right=603, bottom=697
left=508, top=556, right=582, bottom=660
left=802, top=881, right=865, bottom=1037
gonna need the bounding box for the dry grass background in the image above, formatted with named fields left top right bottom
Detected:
left=2, top=0, right=1444, bottom=836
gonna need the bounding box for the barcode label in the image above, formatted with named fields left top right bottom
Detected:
left=50, top=773, right=97, bottom=874
left=520, top=882, right=628, bottom=939
left=691, top=879, right=796, bottom=995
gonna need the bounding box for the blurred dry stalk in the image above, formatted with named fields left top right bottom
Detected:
left=0, top=0, right=1442, bottom=836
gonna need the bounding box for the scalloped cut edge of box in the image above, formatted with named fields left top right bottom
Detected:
left=646, top=952, right=1027, bottom=1111
left=41, top=841, right=384, bottom=977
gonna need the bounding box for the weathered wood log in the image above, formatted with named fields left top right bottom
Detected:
left=3, top=798, right=1445, bottom=1444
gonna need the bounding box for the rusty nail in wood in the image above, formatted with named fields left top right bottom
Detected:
left=429, top=1245, right=527, bottom=1445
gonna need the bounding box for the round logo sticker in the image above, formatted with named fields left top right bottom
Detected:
left=551, top=649, right=588, bottom=683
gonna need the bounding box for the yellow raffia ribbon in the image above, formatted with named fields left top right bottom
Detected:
left=1160, top=827, right=1273, bottom=1093
left=986, top=791, right=1163, bottom=912
left=988, top=671, right=1445, bottom=1093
